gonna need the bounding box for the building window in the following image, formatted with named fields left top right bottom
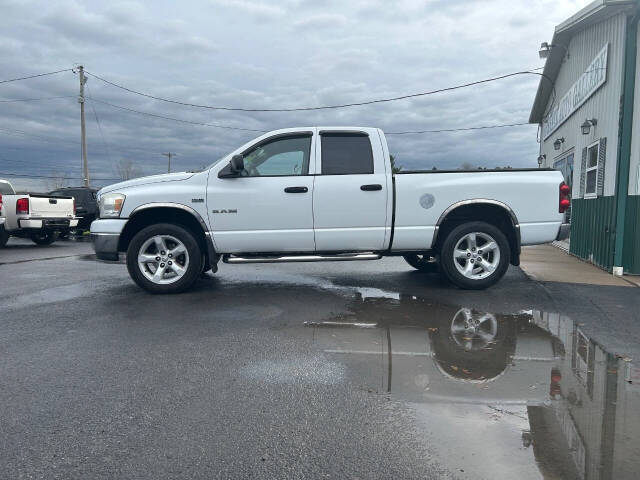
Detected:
left=584, top=140, right=599, bottom=198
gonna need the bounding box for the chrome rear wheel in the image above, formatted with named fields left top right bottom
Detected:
left=439, top=221, right=510, bottom=290
left=452, top=232, right=500, bottom=280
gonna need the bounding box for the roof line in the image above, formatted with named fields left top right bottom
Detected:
left=529, top=0, right=638, bottom=124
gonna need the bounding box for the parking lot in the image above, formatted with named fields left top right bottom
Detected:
left=1, top=238, right=639, bottom=479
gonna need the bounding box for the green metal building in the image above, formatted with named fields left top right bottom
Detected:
left=530, top=0, right=640, bottom=275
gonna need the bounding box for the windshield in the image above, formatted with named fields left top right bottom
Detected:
left=206, top=154, right=232, bottom=171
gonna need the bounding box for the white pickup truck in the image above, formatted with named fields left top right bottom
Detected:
left=0, top=179, right=79, bottom=248
left=90, top=127, right=569, bottom=293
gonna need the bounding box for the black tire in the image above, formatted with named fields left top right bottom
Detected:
left=439, top=221, right=510, bottom=290
left=403, top=254, right=438, bottom=273
left=0, top=226, right=9, bottom=248
left=30, top=231, right=58, bottom=245
left=126, top=223, right=202, bottom=294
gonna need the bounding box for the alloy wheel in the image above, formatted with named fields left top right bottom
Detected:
left=137, top=235, right=190, bottom=285
left=453, top=232, right=501, bottom=280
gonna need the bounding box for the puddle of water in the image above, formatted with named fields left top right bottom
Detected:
left=306, top=295, right=640, bottom=480
left=0, top=282, right=98, bottom=310
left=221, top=270, right=401, bottom=301
left=239, top=355, right=346, bottom=386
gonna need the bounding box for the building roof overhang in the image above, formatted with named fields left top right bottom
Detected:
left=529, top=0, right=638, bottom=124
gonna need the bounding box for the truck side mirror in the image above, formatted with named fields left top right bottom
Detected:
left=230, top=154, right=244, bottom=174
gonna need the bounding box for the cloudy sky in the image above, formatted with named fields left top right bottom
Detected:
left=0, top=0, right=590, bottom=191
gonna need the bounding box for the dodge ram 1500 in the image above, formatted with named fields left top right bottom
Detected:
left=90, top=127, right=569, bottom=293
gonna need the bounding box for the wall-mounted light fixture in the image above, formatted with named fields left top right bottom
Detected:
left=537, top=154, right=546, bottom=167
left=553, top=138, right=565, bottom=151
left=539, top=42, right=569, bottom=59
left=581, top=118, right=597, bottom=135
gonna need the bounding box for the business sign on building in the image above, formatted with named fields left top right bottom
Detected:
left=542, top=44, right=608, bottom=140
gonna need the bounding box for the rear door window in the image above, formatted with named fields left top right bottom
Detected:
left=321, top=133, right=374, bottom=175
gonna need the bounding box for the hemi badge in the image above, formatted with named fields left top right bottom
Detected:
left=191, top=198, right=204, bottom=203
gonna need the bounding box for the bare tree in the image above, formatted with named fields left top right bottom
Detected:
left=45, top=171, right=67, bottom=191
left=115, top=159, right=140, bottom=181
left=389, top=154, right=402, bottom=174
left=459, top=162, right=476, bottom=170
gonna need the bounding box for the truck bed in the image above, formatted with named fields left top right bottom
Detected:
left=391, top=168, right=564, bottom=250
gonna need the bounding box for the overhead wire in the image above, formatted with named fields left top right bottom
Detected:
left=0, top=68, right=73, bottom=85
left=86, top=96, right=267, bottom=132
left=85, top=67, right=551, bottom=112
left=386, top=122, right=532, bottom=135
left=0, top=95, right=75, bottom=103
left=0, top=171, right=121, bottom=182
left=86, top=84, right=113, bottom=163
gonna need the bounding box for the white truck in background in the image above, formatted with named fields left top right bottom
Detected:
left=90, top=126, right=570, bottom=294
left=0, top=179, right=79, bottom=248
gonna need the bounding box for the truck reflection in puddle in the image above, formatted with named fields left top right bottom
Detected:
left=307, top=296, right=639, bottom=480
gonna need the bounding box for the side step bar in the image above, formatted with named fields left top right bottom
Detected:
left=223, top=253, right=381, bottom=264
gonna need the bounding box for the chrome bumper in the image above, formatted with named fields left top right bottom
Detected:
left=91, top=233, right=120, bottom=261
left=18, top=217, right=79, bottom=229
left=556, top=223, right=570, bottom=241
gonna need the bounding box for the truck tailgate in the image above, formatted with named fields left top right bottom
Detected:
left=29, top=195, right=74, bottom=217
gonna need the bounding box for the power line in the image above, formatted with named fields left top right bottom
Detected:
left=0, top=95, right=75, bottom=103
left=0, top=68, right=73, bottom=85
left=85, top=96, right=533, bottom=135
left=86, top=96, right=266, bottom=132
left=0, top=171, right=120, bottom=182
left=0, top=125, right=167, bottom=156
left=0, top=126, right=80, bottom=145
left=85, top=68, right=550, bottom=112
left=86, top=85, right=113, bottom=163
left=386, top=122, right=532, bottom=135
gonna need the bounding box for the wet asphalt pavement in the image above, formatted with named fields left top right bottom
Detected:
left=1, top=238, right=639, bottom=479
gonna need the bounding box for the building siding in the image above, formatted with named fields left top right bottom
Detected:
left=623, top=194, right=640, bottom=273
left=628, top=20, right=640, bottom=195
left=538, top=11, right=640, bottom=273
left=570, top=196, right=616, bottom=270
left=540, top=12, right=627, bottom=199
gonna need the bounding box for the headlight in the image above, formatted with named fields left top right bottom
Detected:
left=99, top=193, right=126, bottom=218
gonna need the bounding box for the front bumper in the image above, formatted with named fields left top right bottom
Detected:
left=91, top=233, right=120, bottom=261
left=18, top=217, right=79, bottom=230
left=90, top=218, right=127, bottom=261
left=556, top=223, right=570, bottom=241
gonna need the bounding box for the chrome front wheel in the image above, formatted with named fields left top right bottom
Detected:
left=137, top=235, right=190, bottom=285
left=126, top=223, right=202, bottom=294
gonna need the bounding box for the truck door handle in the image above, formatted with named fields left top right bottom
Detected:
left=360, top=184, right=382, bottom=191
left=284, top=186, right=308, bottom=193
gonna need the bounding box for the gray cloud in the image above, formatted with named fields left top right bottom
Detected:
left=0, top=0, right=590, bottom=191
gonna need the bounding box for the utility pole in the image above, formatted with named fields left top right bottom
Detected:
left=77, top=65, right=89, bottom=187
left=162, top=152, right=176, bottom=173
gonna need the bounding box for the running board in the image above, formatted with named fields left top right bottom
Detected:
left=223, top=253, right=381, bottom=264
